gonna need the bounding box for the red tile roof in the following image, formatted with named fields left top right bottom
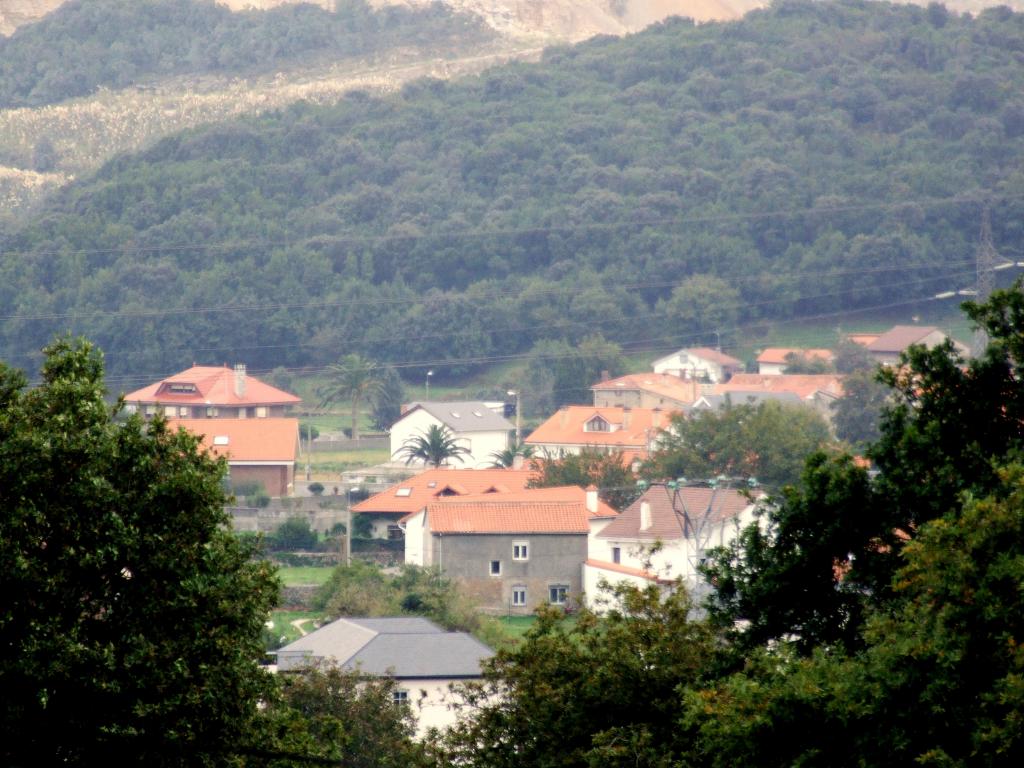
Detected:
left=756, top=348, right=835, bottom=365
left=525, top=406, right=672, bottom=450
left=714, top=373, right=845, bottom=400
left=591, top=372, right=701, bottom=403
left=599, top=484, right=758, bottom=541
left=353, top=467, right=536, bottom=516
left=168, top=418, right=299, bottom=462
left=427, top=500, right=591, bottom=534
left=124, top=365, right=301, bottom=407
left=585, top=559, right=673, bottom=584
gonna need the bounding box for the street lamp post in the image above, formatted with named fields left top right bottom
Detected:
left=345, top=486, right=360, bottom=566
left=506, top=389, right=522, bottom=445
left=425, top=369, right=434, bottom=401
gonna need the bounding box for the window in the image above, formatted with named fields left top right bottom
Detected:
left=387, top=525, right=404, bottom=541
left=256, top=406, right=268, bottom=418
left=145, top=405, right=156, bottom=416
left=124, top=404, right=137, bottom=414
left=512, top=586, right=527, bottom=607
left=512, top=542, right=529, bottom=561
left=164, top=406, right=176, bottom=418
left=490, top=560, right=501, bottom=577
left=395, top=487, right=412, bottom=497
left=584, top=416, right=609, bottom=432
left=612, top=546, right=621, bottom=565
left=206, top=406, right=219, bottom=417
left=549, top=585, right=568, bottom=605
left=392, top=690, right=408, bottom=705
left=178, top=406, right=189, bottom=417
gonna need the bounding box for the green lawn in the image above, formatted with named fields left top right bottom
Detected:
left=267, top=609, right=326, bottom=647
left=492, top=615, right=537, bottom=641
left=277, top=566, right=336, bottom=587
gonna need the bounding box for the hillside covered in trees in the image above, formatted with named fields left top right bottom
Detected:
left=1, top=0, right=1023, bottom=380
left=0, top=0, right=492, bottom=109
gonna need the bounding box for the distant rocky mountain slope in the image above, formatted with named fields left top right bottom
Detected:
left=5, top=0, right=1024, bottom=40
left=0, top=0, right=759, bottom=39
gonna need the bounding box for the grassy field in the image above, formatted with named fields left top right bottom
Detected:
left=491, top=615, right=537, bottom=641
left=267, top=609, right=327, bottom=647
left=277, top=566, right=336, bottom=587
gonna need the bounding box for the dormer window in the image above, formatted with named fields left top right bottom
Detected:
left=584, top=416, right=610, bottom=432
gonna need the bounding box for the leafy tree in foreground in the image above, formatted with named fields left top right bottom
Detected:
left=703, top=283, right=1024, bottom=656
left=395, top=423, right=471, bottom=467
left=0, top=337, right=279, bottom=765
left=831, top=366, right=889, bottom=448
left=434, top=584, right=713, bottom=768
left=686, top=465, right=1024, bottom=767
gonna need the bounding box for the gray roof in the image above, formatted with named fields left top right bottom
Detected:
left=405, top=401, right=513, bottom=433
left=276, top=616, right=493, bottom=679
left=347, top=632, right=494, bottom=678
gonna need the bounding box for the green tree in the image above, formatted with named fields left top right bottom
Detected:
left=488, top=439, right=535, bottom=468
left=523, top=335, right=626, bottom=412
left=703, top=284, right=1024, bottom=656
left=781, top=350, right=834, bottom=374
left=434, top=584, right=713, bottom=768
left=528, top=449, right=639, bottom=510
left=831, top=367, right=889, bottom=448
left=317, top=353, right=384, bottom=441
left=257, top=666, right=427, bottom=768
left=656, top=274, right=740, bottom=348
left=395, top=424, right=471, bottom=468
left=370, top=364, right=405, bottom=431
left=686, top=465, right=1024, bottom=767
left=644, top=399, right=832, bottom=490
left=0, top=337, right=279, bottom=765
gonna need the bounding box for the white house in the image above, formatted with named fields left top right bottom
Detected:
left=274, top=616, right=493, bottom=736
left=390, top=401, right=513, bottom=469
left=651, top=347, right=743, bottom=383
left=584, top=483, right=762, bottom=607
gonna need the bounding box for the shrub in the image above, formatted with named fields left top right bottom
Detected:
left=269, top=517, right=317, bottom=551
left=247, top=489, right=271, bottom=508
left=308, top=482, right=325, bottom=496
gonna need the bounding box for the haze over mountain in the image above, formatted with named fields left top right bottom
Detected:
left=1, top=0, right=1021, bottom=383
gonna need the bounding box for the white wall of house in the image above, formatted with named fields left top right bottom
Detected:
left=403, top=509, right=429, bottom=566
left=390, top=409, right=508, bottom=468
left=582, top=562, right=667, bottom=611
left=758, top=362, right=787, bottom=375
left=653, top=351, right=729, bottom=383
left=396, top=677, right=478, bottom=737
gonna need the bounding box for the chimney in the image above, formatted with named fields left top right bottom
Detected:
left=559, top=406, right=569, bottom=429
left=600, top=369, right=610, bottom=382
left=640, top=501, right=652, bottom=531
left=234, top=364, right=247, bottom=398
left=512, top=454, right=525, bottom=470
left=585, top=485, right=598, bottom=514
left=622, top=407, right=631, bottom=429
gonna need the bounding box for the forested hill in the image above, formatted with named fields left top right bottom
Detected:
left=2, top=0, right=1023, bottom=381
left=0, top=0, right=492, bottom=108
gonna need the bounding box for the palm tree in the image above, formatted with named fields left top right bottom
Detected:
left=488, top=439, right=536, bottom=468
left=395, top=424, right=471, bottom=468
left=316, top=354, right=384, bottom=441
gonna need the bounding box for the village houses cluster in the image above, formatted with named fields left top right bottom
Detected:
left=121, top=325, right=963, bottom=728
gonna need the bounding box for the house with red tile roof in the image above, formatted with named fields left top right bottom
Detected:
left=712, top=373, right=845, bottom=426
left=124, top=364, right=301, bottom=419
left=351, top=467, right=536, bottom=541
left=403, top=485, right=616, bottom=614
left=756, top=348, right=835, bottom=375
left=861, top=325, right=968, bottom=365
left=591, top=372, right=701, bottom=410
left=524, top=405, right=672, bottom=465
left=169, top=417, right=299, bottom=497
left=651, top=347, right=744, bottom=383
left=585, top=483, right=763, bottom=606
